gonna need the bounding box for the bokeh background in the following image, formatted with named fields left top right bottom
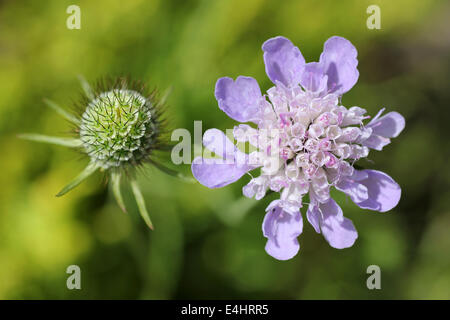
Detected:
left=0, top=0, right=449, bottom=299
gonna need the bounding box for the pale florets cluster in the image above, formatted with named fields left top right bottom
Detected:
left=238, top=86, right=372, bottom=212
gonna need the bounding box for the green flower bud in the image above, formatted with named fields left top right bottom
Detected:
left=80, top=89, right=158, bottom=169
left=19, top=76, right=181, bottom=229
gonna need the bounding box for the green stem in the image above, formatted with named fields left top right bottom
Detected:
left=18, top=134, right=82, bottom=148
left=130, top=179, right=154, bottom=230
left=111, top=172, right=127, bottom=213
left=43, top=99, right=80, bottom=125
left=77, top=74, right=95, bottom=101
left=56, top=162, right=99, bottom=197
left=156, top=86, right=172, bottom=108
left=148, top=158, right=196, bottom=183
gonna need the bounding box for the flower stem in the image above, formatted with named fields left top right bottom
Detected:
left=43, top=98, right=80, bottom=125
left=111, top=172, right=127, bottom=213
left=148, top=158, right=196, bottom=183
left=56, top=161, right=99, bottom=197
left=77, top=74, right=95, bottom=101
left=18, top=134, right=82, bottom=148
left=130, top=179, right=154, bottom=230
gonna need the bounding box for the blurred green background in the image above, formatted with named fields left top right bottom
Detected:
left=0, top=0, right=449, bottom=299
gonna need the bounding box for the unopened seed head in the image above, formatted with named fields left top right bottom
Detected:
left=80, top=89, right=157, bottom=169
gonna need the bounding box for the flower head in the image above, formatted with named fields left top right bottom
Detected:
left=192, top=36, right=405, bottom=260
left=80, top=88, right=159, bottom=169
left=20, top=77, right=173, bottom=229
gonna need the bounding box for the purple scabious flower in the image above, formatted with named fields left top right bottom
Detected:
left=192, top=36, right=405, bottom=260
